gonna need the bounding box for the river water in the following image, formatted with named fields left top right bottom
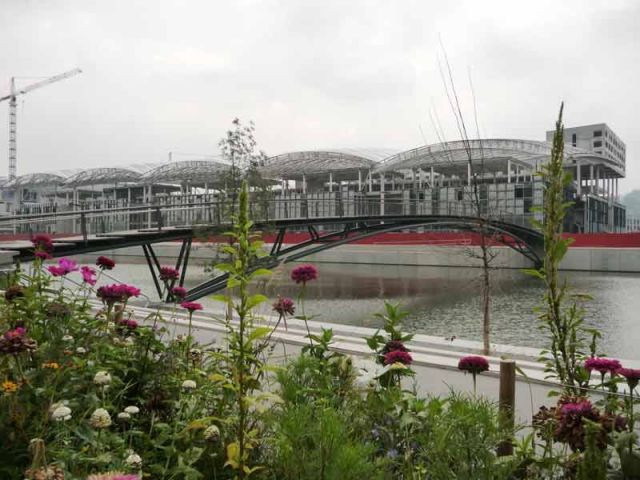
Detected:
left=95, top=262, right=640, bottom=360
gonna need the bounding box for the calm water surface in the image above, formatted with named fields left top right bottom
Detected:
left=103, top=262, right=640, bottom=359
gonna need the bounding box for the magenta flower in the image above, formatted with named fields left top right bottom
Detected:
left=97, top=284, right=141, bottom=305
left=117, top=318, right=138, bottom=330
left=159, top=266, right=180, bottom=281
left=96, top=255, right=116, bottom=270
left=458, top=356, right=490, bottom=374
left=273, top=297, right=295, bottom=316
left=81, top=266, right=97, bottom=286
left=584, top=357, right=621, bottom=376
left=0, top=327, right=37, bottom=354
left=562, top=400, right=595, bottom=417
left=382, top=340, right=409, bottom=354
left=384, top=350, right=413, bottom=365
left=34, top=250, right=52, bottom=260
left=48, top=258, right=78, bottom=276
left=290, top=264, right=318, bottom=285
left=618, top=367, right=640, bottom=390
left=170, top=286, right=187, bottom=301
left=180, top=301, right=203, bottom=313
left=32, top=233, right=53, bottom=253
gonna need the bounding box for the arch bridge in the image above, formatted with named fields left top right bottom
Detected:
left=0, top=198, right=543, bottom=301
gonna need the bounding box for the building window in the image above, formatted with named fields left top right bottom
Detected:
left=594, top=140, right=602, bottom=147
left=594, top=130, right=602, bottom=137
left=571, top=133, right=577, bottom=146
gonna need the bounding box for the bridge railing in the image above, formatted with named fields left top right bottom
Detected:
left=0, top=197, right=539, bottom=241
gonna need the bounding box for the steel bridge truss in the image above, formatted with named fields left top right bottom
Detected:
left=183, top=215, right=543, bottom=301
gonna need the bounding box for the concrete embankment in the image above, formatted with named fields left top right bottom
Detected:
left=119, top=301, right=627, bottom=426
left=69, top=242, right=640, bottom=273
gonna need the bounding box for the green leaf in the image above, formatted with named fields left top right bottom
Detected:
left=248, top=326, right=272, bottom=342
left=246, top=294, right=268, bottom=310
left=211, top=294, right=230, bottom=304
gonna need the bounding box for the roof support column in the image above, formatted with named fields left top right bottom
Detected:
left=329, top=172, right=333, bottom=193
left=615, top=178, right=619, bottom=202
left=379, top=173, right=384, bottom=192
left=589, top=165, right=594, bottom=194
left=302, top=174, right=307, bottom=194
left=413, top=169, right=418, bottom=192
left=368, top=169, right=372, bottom=192
left=576, top=161, right=581, bottom=195
left=357, top=170, right=361, bottom=192
left=596, top=165, right=600, bottom=196
left=467, top=163, right=471, bottom=186
left=430, top=166, right=434, bottom=189
left=507, top=159, right=511, bottom=184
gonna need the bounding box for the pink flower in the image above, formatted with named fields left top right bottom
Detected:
left=584, top=357, right=621, bottom=376
left=81, top=266, right=97, bottom=286
left=458, top=355, right=490, bottom=374
left=561, top=400, right=595, bottom=417
left=170, top=286, right=187, bottom=300
left=97, top=284, right=141, bottom=305
left=96, top=256, right=116, bottom=270
left=34, top=250, right=52, bottom=260
left=273, top=297, right=295, bottom=316
left=384, top=350, right=413, bottom=365
left=32, top=233, right=53, bottom=253
left=618, top=367, right=640, bottom=390
left=48, top=258, right=78, bottom=276
left=180, top=301, right=203, bottom=313
left=291, top=264, right=318, bottom=284
left=59, top=258, right=79, bottom=273
left=159, top=266, right=180, bottom=281
left=47, top=266, right=67, bottom=277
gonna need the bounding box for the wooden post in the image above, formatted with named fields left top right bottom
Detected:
left=497, top=359, right=516, bottom=456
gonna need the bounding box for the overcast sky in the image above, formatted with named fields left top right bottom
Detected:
left=1, top=0, right=639, bottom=192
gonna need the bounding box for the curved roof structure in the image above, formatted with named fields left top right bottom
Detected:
left=63, top=167, right=142, bottom=187
left=260, top=148, right=398, bottom=180
left=5, top=173, right=66, bottom=188
left=141, top=160, right=230, bottom=185
left=375, top=139, right=624, bottom=178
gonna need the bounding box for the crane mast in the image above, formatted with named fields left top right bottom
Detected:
left=0, top=68, right=82, bottom=180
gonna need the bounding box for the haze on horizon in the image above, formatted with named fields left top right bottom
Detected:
left=1, top=0, right=639, bottom=192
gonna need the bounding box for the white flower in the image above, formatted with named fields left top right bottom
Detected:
left=181, top=379, right=197, bottom=391
left=76, top=347, right=87, bottom=354
left=62, top=335, right=74, bottom=342
left=93, top=371, right=112, bottom=386
left=125, top=452, right=142, bottom=468
left=51, top=405, right=72, bottom=422
left=49, top=400, right=69, bottom=413
left=124, top=336, right=135, bottom=346
left=124, top=405, right=140, bottom=415
left=89, top=408, right=112, bottom=428
left=203, top=424, right=220, bottom=442
left=117, top=412, right=131, bottom=421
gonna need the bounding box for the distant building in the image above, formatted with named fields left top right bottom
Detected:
left=546, top=123, right=626, bottom=172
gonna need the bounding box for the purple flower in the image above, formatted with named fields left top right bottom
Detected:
left=180, top=301, right=203, bottom=313
left=159, top=266, right=180, bottom=281
left=383, top=350, right=413, bottom=365
left=562, top=400, right=594, bottom=417
left=117, top=318, right=138, bottom=330
left=584, top=357, right=621, bottom=376
left=290, top=264, right=318, bottom=285
left=47, top=266, right=67, bottom=277
left=81, top=266, right=97, bottom=286
left=170, top=286, right=187, bottom=300
left=458, top=355, right=490, bottom=374
left=0, top=327, right=37, bottom=354
left=96, top=255, right=116, bottom=270
left=273, top=296, right=295, bottom=316
left=618, top=367, right=640, bottom=390
left=32, top=233, right=53, bottom=253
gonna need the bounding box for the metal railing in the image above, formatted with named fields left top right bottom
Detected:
left=0, top=196, right=541, bottom=243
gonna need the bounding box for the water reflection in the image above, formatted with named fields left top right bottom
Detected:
left=97, top=262, right=640, bottom=359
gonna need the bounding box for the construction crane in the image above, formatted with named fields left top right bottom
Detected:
left=0, top=68, right=82, bottom=180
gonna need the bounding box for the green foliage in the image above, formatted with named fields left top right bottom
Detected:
left=577, top=419, right=607, bottom=480
left=531, top=103, right=595, bottom=393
